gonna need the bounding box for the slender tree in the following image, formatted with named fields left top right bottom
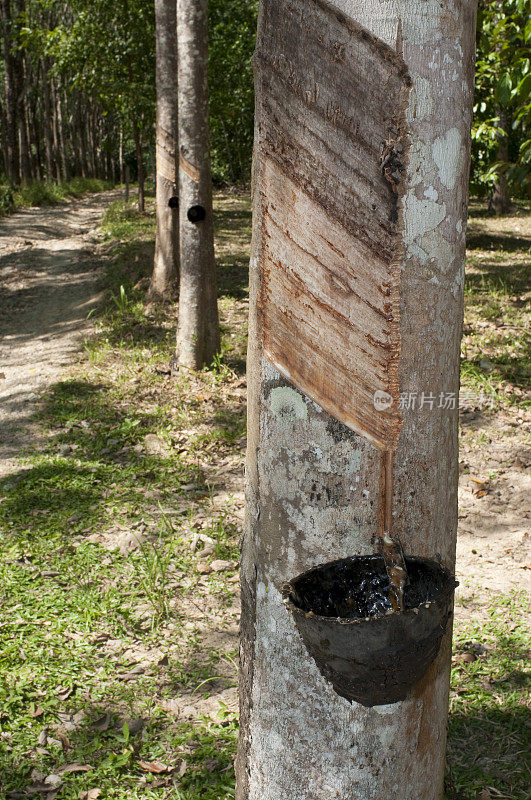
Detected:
left=237, top=0, right=477, bottom=798
left=150, top=0, right=179, bottom=299
left=1, top=0, right=19, bottom=183
left=175, top=0, right=219, bottom=369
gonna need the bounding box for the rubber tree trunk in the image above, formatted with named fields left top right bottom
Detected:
left=237, top=1, right=477, bottom=799
left=175, top=0, right=220, bottom=369
left=42, top=61, right=54, bottom=180
left=1, top=0, right=19, bottom=184
left=51, top=76, right=62, bottom=182
left=150, top=0, right=179, bottom=299
left=119, top=127, right=125, bottom=186
left=55, top=77, right=68, bottom=182
left=14, top=0, right=30, bottom=183
left=132, top=118, right=145, bottom=212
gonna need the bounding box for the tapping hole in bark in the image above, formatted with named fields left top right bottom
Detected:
left=168, top=195, right=179, bottom=209
left=283, top=555, right=458, bottom=706
left=187, top=204, right=206, bottom=223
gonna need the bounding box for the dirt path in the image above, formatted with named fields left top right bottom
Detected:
left=0, top=191, right=119, bottom=477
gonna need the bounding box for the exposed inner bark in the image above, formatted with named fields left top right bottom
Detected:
left=256, top=0, right=411, bottom=453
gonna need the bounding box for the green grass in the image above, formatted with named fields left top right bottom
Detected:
left=0, top=193, right=528, bottom=798
left=461, top=211, right=530, bottom=407
left=0, top=190, right=246, bottom=799
left=101, top=198, right=157, bottom=242
left=446, top=592, right=530, bottom=800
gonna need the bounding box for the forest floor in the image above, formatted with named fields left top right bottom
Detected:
left=0, top=190, right=529, bottom=800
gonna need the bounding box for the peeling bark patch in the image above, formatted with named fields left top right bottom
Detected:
left=256, top=0, right=411, bottom=451
left=432, top=127, right=463, bottom=190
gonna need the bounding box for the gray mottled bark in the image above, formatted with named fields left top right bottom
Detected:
left=151, top=0, right=179, bottom=299
left=237, top=1, right=477, bottom=798
left=175, top=0, right=220, bottom=369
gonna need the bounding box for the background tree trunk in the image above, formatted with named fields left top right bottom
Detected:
left=237, top=1, right=477, bottom=799
left=55, top=77, right=68, bottom=182
left=132, top=119, right=144, bottom=212
left=489, top=110, right=511, bottom=215
left=51, top=76, right=62, bottom=182
left=42, top=61, right=54, bottom=180
left=119, top=126, right=125, bottom=186
left=150, top=0, right=179, bottom=299
left=1, top=0, right=19, bottom=184
left=175, top=0, right=219, bottom=368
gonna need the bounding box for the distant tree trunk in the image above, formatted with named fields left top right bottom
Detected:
left=150, top=0, right=179, bottom=299
left=14, top=0, right=30, bottom=182
left=132, top=118, right=144, bottom=212
left=30, top=100, right=42, bottom=180
left=0, top=102, right=8, bottom=176
left=175, top=0, right=220, bottom=369
left=1, top=0, right=19, bottom=183
left=119, top=126, right=125, bottom=185
left=236, top=1, right=477, bottom=799
left=42, top=62, right=54, bottom=180
left=51, top=77, right=62, bottom=182
left=55, top=82, right=68, bottom=182
left=85, top=106, right=93, bottom=177
left=489, top=110, right=511, bottom=215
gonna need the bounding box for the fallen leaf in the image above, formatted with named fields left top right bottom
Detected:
left=56, top=732, right=72, bottom=749
left=44, top=776, right=60, bottom=789
left=79, top=790, right=101, bottom=800
left=453, top=652, right=476, bottom=664
left=24, top=783, right=51, bottom=794
left=204, top=758, right=218, bottom=772
left=118, top=665, right=146, bottom=681
left=210, top=560, right=233, bottom=572
left=138, top=760, right=169, bottom=774
left=57, top=764, right=93, bottom=775
left=37, top=729, right=48, bottom=746
left=91, top=714, right=111, bottom=731
left=115, top=717, right=146, bottom=736
left=30, top=706, right=45, bottom=718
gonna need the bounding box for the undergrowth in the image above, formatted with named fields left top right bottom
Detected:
left=0, top=178, right=113, bottom=216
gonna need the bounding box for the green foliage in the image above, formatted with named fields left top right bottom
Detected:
left=11, top=0, right=259, bottom=185
left=472, top=0, right=531, bottom=198
left=0, top=184, right=15, bottom=214
left=209, top=0, right=258, bottom=183
left=0, top=177, right=110, bottom=212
